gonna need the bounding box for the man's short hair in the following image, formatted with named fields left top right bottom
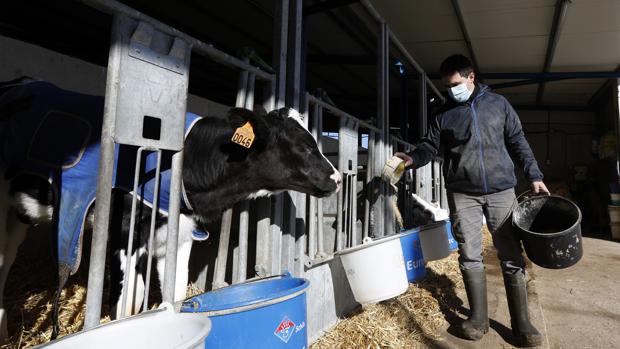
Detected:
left=440, top=54, right=474, bottom=78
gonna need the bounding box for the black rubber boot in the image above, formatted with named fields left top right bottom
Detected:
left=503, top=273, right=543, bottom=347
left=460, top=268, right=489, bottom=340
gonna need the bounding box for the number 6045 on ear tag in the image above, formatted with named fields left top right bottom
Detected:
left=231, top=122, right=255, bottom=148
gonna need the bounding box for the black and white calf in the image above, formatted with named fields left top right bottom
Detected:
left=0, top=79, right=341, bottom=340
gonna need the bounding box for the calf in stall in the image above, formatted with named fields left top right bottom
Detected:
left=0, top=77, right=341, bottom=340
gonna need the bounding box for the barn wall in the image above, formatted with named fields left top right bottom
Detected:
left=515, top=109, right=595, bottom=192
left=0, top=35, right=231, bottom=117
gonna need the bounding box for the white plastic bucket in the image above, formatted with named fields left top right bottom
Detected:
left=35, top=304, right=211, bottom=349
left=608, top=205, right=620, bottom=223
left=336, top=234, right=408, bottom=304
left=611, top=194, right=620, bottom=205
left=418, top=220, right=452, bottom=261
left=611, top=223, right=620, bottom=240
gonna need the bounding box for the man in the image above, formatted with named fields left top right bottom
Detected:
left=395, top=54, right=548, bottom=347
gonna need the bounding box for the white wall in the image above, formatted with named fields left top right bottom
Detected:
left=0, top=34, right=231, bottom=116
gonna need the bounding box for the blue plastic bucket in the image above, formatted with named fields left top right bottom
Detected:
left=446, top=220, right=458, bottom=251
left=399, top=228, right=426, bottom=282
left=180, top=275, right=309, bottom=349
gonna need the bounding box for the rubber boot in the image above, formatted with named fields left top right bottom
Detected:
left=503, top=273, right=543, bottom=347
left=460, top=268, right=489, bottom=340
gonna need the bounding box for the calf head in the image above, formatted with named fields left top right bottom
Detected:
left=183, top=107, right=341, bottom=221
left=232, top=107, right=341, bottom=197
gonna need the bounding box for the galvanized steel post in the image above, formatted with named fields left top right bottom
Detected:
left=84, top=14, right=123, bottom=329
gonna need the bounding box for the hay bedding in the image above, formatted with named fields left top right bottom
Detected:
left=3, top=227, right=492, bottom=349
left=311, top=226, right=492, bottom=349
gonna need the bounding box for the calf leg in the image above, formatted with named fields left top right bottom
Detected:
left=155, top=215, right=195, bottom=303
left=113, top=248, right=146, bottom=319
left=0, top=208, right=27, bottom=341
left=155, top=240, right=191, bottom=303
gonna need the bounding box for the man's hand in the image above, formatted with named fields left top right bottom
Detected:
left=394, top=152, right=413, bottom=167
left=531, top=181, right=550, bottom=196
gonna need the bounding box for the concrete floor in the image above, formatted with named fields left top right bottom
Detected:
left=532, top=237, right=620, bottom=349
left=435, top=236, right=619, bottom=349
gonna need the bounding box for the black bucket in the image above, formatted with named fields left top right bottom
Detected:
left=512, top=195, right=583, bottom=269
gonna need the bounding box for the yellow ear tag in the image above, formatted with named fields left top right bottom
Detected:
left=231, top=121, right=255, bottom=148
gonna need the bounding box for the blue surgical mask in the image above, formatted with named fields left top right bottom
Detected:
left=448, top=82, right=473, bottom=103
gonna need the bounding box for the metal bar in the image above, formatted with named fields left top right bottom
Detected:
left=420, top=72, right=428, bottom=136
left=381, top=22, right=394, bottom=236
left=537, top=0, right=571, bottom=105
left=489, top=78, right=571, bottom=90
left=446, top=71, right=620, bottom=80
left=451, top=0, right=482, bottom=81
left=162, top=149, right=185, bottom=302
left=307, top=94, right=380, bottom=133
left=84, top=14, right=123, bottom=329
left=120, top=147, right=145, bottom=318
left=79, top=0, right=273, bottom=81
left=316, top=105, right=325, bottom=256
left=255, top=79, right=276, bottom=278
left=267, top=0, right=287, bottom=275
left=363, top=130, right=374, bottom=240
left=274, top=0, right=289, bottom=107
left=236, top=72, right=255, bottom=283
left=295, top=93, right=310, bottom=274
left=615, top=79, right=620, bottom=177
left=213, top=209, right=233, bottom=288
left=231, top=60, right=249, bottom=285
left=304, top=0, right=359, bottom=16
left=142, top=150, right=162, bottom=311
left=308, top=98, right=319, bottom=259
left=357, top=0, right=444, bottom=103
left=336, top=118, right=345, bottom=251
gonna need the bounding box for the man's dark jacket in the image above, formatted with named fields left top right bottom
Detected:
left=408, top=83, right=543, bottom=194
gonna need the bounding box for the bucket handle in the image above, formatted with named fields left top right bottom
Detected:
left=517, top=189, right=551, bottom=202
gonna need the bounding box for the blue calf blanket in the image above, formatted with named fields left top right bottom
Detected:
left=0, top=79, right=203, bottom=275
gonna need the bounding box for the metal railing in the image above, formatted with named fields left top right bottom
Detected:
left=65, top=0, right=447, bottom=338
left=78, top=0, right=277, bottom=329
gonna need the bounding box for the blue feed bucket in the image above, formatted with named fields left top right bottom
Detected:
left=399, top=228, right=426, bottom=282
left=446, top=220, right=458, bottom=251
left=180, top=274, right=309, bottom=349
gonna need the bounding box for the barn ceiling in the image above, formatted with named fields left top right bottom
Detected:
left=1, top=0, right=617, bottom=124
left=369, top=0, right=620, bottom=108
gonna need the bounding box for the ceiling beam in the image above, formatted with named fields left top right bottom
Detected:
left=489, top=78, right=571, bottom=90
left=304, top=0, right=360, bottom=17
left=450, top=0, right=482, bottom=81
left=430, top=71, right=620, bottom=80
left=536, top=0, right=571, bottom=105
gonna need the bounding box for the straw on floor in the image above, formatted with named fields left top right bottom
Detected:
left=311, top=226, right=492, bottom=349
left=3, top=227, right=492, bottom=349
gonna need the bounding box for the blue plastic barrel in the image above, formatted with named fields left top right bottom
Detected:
left=446, top=220, right=458, bottom=251
left=180, top=274, right=309, bottom=349
left=399, top=228, right=426, bottom=282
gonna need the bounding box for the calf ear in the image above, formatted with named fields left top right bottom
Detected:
left=253, top=104, right=268, bottom=118
left=227, top=108, right=256, bottom=128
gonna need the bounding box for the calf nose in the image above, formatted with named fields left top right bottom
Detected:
left=331, top=170, right=342, bottom=192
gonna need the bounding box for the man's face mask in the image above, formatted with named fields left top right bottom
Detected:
left=448, top=81, right=473, bottom=103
